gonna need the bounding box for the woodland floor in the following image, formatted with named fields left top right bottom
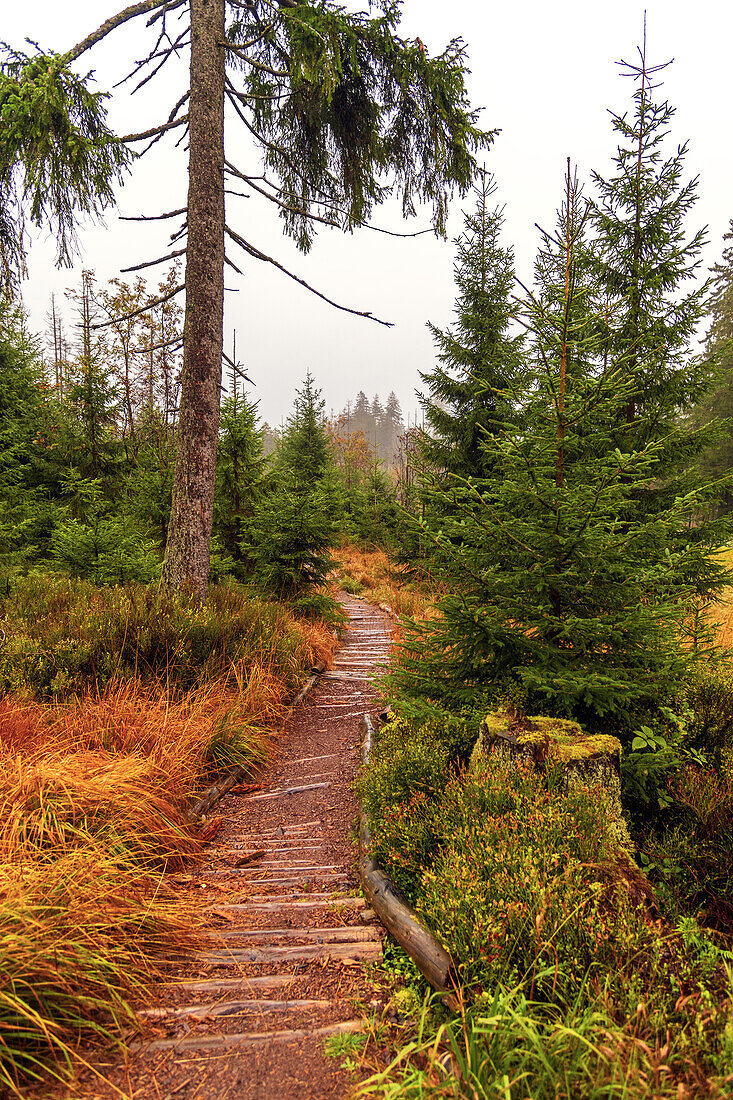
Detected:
left=60, top=593, right=393, bottom=1100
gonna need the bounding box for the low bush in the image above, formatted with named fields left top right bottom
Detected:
left=0, top=574, right=335, bottom=699
left=360, top=713, right=733, bottom=1096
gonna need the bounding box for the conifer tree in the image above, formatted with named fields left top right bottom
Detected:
left=277, top=373, right=330, bottom=490
left=382, top=391, right=405, bottom=465
left=591, top=30, right=708, bottom=439
left=248, top=374, right=336, bottom=596
left=394, top=164, right=729, bottom=732
left=215, top=391, right=266, bottom=575
left=3, top=1, right=490, bottom=600
left=419, top=170, right=525, bottom=479
left=0, top=299, right=53, bottom=569
left=692, top=220, right=733, bottom=490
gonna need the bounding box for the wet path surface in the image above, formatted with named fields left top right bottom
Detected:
left=89, top=594, right=393, bottom=1100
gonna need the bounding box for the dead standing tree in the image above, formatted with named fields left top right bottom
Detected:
left=1, top=0, right=492, bottom=600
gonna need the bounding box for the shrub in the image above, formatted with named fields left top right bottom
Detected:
left=0, top=575, right=330, bottom=699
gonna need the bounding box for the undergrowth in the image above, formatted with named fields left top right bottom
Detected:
left=334, top=542, right=442, bottom=621
left=0, top=575, right=339, bottom=1093
left=357, top=714, right=733, bottom=1098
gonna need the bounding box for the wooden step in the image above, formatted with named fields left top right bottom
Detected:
left=213, top=926, right=380, bottom=943
left=138, top=1019, right=364, bottom=1053
left=139, top=998, right=332, bottom=1020
left=198, top=940, right=381, bottom=965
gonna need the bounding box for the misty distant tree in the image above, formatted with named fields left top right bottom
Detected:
left=382, top=391, right=405, bottom=464
left=2, top=0, right=491, bottom=600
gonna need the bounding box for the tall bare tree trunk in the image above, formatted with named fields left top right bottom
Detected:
left=161, top=0, right=225, bottom=600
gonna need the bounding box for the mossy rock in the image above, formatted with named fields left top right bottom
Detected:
left=471, top=711, right=632, bottom=853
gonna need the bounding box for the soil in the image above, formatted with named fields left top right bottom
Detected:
left=66, top=593, right=394, bottom=1100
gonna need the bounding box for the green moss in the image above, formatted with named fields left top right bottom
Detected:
left=478, top=711, right=622, bottom=765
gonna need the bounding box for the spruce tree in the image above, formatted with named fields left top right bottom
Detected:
left=249, top=375, right=336, bottom=597
left=394, top=164, right=729, bottom=733
left=277, top=373, right=331, bottom=490
left=591, top=35, right=708, bottom=440
left=419, top=170, right=525, bottom=480
left=215, top=391, right=266, bottom=576
left=692, top=220, right=733, bottom=491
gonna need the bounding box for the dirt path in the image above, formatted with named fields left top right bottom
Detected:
left=82, top=593, right=393, bottom=1100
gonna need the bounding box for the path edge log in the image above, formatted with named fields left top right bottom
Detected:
left=358, top=713, right=458, bottom=998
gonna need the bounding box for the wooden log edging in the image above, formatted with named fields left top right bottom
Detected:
left=358, top=713, right=457, bottom=996
left=188, top=661, right=327, bottom=822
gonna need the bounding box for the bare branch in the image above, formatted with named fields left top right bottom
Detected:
left=225, top=226, right=393, bottom=327
left=222, top=350, right=253, bottom=385
left=131, top=28, right=190, bottom=94
left=120, top=248, right=186, bottom=274
left=120, top=207, right=186, bottom=222
left=64, top=0, right=170, bottom=64
left=134, top=334, right=183, bottom=353
left=122, top=114, right=188, bottom=144
left=91, top=283, right=184, bottom=329
left=169, top=222, right=188, bottom=245
left=225, top=254, right=245, bottom=275
left=224, top=160, right=342, bottom=230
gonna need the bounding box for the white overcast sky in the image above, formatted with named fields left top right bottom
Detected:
left=4, top=0, right=733, bottom=426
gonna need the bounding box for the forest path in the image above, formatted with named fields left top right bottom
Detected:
left=88, top=593, right=393, bottom=1100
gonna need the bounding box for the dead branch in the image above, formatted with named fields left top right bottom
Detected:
left=120, top=207, right=186, bottom=222
left=64, top=0, right=170, bottom=64
left=120, top=248, right=186, bottom=274
left=225, top=254, right=245, bottom=275
left=224, top=159, right=341, bottom=230
left=131, top=28, right=190, bottom=94
left=134, top=334, right=183, bottom=353
left=91, top=283, right=184, bottom=329
left=122, top=115, right=188, bottom=144
left=225, top=225, right=393, bottom=327
left=222, top=351, right=253, bottom=386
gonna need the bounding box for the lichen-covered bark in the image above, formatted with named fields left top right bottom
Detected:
left=161, top=0, right=225, bottom=601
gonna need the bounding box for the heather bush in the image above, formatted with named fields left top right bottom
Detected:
left=0, top=574, right=327, bottom=698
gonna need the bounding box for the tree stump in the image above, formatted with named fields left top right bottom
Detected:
left=471, top=711, right=632, bottom=850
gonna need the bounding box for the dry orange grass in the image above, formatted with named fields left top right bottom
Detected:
left=334, top=543, right=444, bottom=621
left=698, top=546, right=733, bottom=654
left=0, top=606, right=339, bottom=1092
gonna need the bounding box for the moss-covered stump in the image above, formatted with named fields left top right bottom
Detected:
left=471, top=711, right=632, bottom=851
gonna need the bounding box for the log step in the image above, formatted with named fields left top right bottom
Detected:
left=139, top=998, right=332, bottom=1020
left=210, top=897, right=365, bottom=913
left=213, top=926, right=380, bottom=943
left=163, top=975, right=295, bottom=993
left=198, top=941, right=381, bottom=964
left=247, top=782, right=331, bottom=801
left=139, top=1019, right=364, bottom=1054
